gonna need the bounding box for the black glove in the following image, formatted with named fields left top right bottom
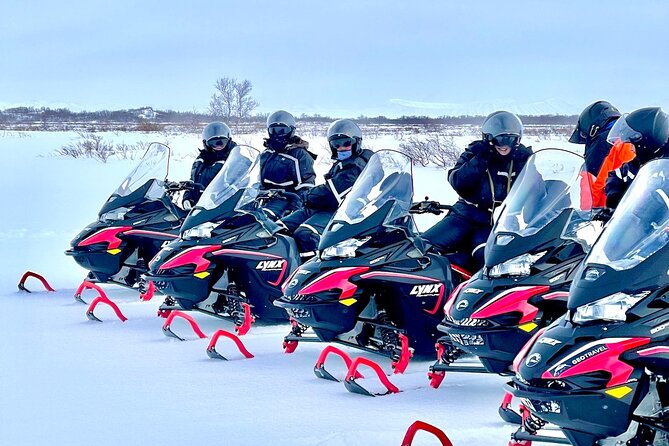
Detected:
left=593, top=208, right=614, bottom=222
left=470, top=143, right=492, bottom=161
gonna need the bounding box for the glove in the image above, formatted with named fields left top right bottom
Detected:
left=592, top=208, right=613, bottom=222
left=182, top=199, right=193, bottom=211
left=469, top=143, right=492, bottom=161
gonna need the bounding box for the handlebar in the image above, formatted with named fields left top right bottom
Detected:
left=165, top=180, right=201, bottom=192
left=410, top=199, right=452, bottom=215
left=257, top=189, right=302, bottom=202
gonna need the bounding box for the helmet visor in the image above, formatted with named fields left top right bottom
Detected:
left=329, top=136, right=356, bottom=150
left=606, top=114, right=643, bottom=145
left=492, top=134, right=520, bottom=148
left=206, top=136, right=230, bottom=149
left=268, top=124, right=292, bottom=136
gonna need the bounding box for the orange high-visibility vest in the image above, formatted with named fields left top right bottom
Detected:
left=591, top=140, right=636, bottom=207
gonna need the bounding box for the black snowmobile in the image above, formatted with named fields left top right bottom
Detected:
left=508, top=158, right=669, bottom=446
left=274, top=150, right=471, bottom=394
left=146, top=145, right=300, bottom=339
left=430, top=149, right=601, bottom=391
left=66, top=143, right=191, bottom=303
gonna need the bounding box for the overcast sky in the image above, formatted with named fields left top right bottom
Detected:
left=1, top=0, right=668, bottom=117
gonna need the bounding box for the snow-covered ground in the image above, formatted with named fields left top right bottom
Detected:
left=0, top=130, right=579, bottom=446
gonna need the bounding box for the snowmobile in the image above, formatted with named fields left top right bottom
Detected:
left=508, top=158, right=669, bottom=446
left=430, top=149, right=600, bottom=391
left=66, top=142, right=191, bottom=304
left=273, top=150, right=472, bottom=394
left=146, top=145, right=300, bottom=339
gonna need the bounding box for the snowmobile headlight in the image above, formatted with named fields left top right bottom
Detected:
left=321, top=237, right=370, bottom=260
left=572, top=291, right=647, bottom=324
left=488, top=251, right=546, bottom=278
left=99, top=207, right=129, bottom=222
left=182, top=222, right=218, bottom=240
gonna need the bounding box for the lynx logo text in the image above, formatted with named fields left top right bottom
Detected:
left=256, top=260, right=285, bottom=271
left=410, top=283, right=442, bottom=297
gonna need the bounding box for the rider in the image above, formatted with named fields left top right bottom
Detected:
left=605, top=107, right=669, bottom=208
left=569, top=101, right=626, bottom=207
left=182, top=121, right=236, bottom=209
left=280, top=119, right=373, bottom=259
left=422, top=111, right=533, bottom=271
left=259, top=110, right=317, bottom=219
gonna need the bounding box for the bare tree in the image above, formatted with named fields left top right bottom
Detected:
left=209, top=77, right=259, bottom=130
left=233, top=79, right=259, bottom=128
left=209, top=77, right=236, bottom=121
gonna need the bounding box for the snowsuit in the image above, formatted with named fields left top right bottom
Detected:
left=259, top=136, right=316, bottom=219
left=422, top=140, right=533, bottom=271
left=183, top=143, right=235, bottom=205
left=281, top=149, right=374, bottom=256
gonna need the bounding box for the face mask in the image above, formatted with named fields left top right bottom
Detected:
left=268, top=134, right=290, bottom=151
left=337, top=150, right=353, bottom=161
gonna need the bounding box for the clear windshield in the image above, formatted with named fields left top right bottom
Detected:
left=587, top=159, right=669, bottom=271
left=333, top=150, right=414, bottom=226
left=494, top=149, right=596, bottom=245
left=196, top=145, right=261, bottom=211
left=112, top=142, right=170, bottom=199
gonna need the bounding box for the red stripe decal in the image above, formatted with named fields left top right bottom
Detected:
left=159, top=245, right=221, bottom=273
left=299, top=266, right=370, bottom=300
left=470, top=285, right=549, bottom=324
left=359, top=271, right=439, bottom=282
left=637, top=346, right=669, bottom=356
left=78, top=226, right=133, bottom=249
left=543, top=337, right=651, bottom=387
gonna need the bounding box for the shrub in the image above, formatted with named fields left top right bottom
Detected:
left=398, top=134, right=461, bottom=168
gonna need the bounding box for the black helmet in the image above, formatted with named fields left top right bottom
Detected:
left=266, top=110, right=296, bottom=137
left=569, top=101, right=621, bottom=144
left=607, top=107, right=669, bottom=163
left=201, top=121, right=232, bottom=150
left=326, top=119, right=362, bottom=158
left=481, top=111, right=523, bottom=148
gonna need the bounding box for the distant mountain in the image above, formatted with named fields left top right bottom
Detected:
left=386, top=98, right=580, bottom=117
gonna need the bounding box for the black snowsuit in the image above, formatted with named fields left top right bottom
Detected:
left=281, top=149, right=374, bottom=255
left=583, top=120, right=616, bottom=177
left=422, top=140, right=533, bottom=271
left=259, top=136, right=316, bottom=219
left=183, top=143, right=235, bottom=205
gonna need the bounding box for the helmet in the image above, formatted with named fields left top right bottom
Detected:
left=569, top=101, right=621, bottom=144
left=481, top=111, right=523, bottom=148
left=607, top=107, right=669, bottom=163
left=201, top=121, right=232, bottom=150
left=266, top=110, right=296, bottom=137
left=326, top=119, right=362, bottom=158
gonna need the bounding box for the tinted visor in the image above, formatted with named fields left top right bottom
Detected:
left=268, top=124, right=292, bottom=136
left=492, top=134, right=520, bottom=148
left=606, top=114, right=643, bottom=145
left=329, top=136, right=356, bottom=150
left=207, top=137, right=229, bottom=148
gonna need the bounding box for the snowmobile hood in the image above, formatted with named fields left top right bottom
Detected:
left=486, top=149, right=596, bottom=268
left=568, top=158, right=669, bottom=310
left=515, top=315, right=651, bottom=386
left=319, top=150, right=421, bottom=251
